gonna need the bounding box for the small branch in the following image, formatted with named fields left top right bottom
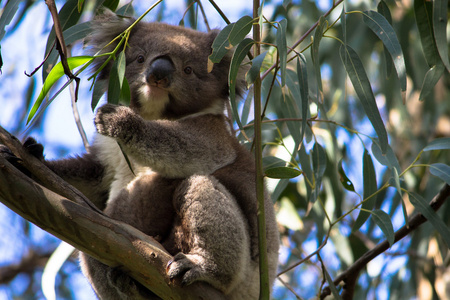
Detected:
left=45, top=0, right=81, bottom=102
left=319, top=184, right=450, bottom=299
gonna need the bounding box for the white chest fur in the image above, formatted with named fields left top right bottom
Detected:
left=93, top=134, right=154, bottom=204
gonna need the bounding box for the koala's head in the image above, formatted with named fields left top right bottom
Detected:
left=88, top=10, right=246, bottom=120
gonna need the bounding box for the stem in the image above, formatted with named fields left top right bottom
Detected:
left=253, top=1, right=269, bottom=299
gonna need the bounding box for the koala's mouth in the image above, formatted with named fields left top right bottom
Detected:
left=139, top=85, right=169, bottom=102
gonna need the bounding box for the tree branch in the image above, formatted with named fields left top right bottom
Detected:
left=0, top=128, right=226, bottom=299
left=319, top=184, right=450, bottom=299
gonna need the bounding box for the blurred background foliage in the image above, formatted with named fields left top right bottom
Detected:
left=0, top=0, right=449, bottom=299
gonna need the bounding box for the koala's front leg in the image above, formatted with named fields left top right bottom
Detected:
left=166, top=175, right=250, bottom=294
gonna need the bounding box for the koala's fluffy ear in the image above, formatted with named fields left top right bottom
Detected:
left=207, top=30, right=249, bottom=100
left=86, top=9, right=134, bottom=79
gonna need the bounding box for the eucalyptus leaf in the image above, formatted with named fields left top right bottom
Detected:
left=432, top=0, right=450, bottom=72
left=28, top=56, right=93, bottom=123
left=338, top=158, right=355, bottom=192
left=296, top=53, right=309, bottom=141
left=371, top=209, right=395, bottom=247
left=353, top=150, right=377, bottom=232
left=265, top=167, right=302, bottom=179
left=429, top=164, right=450, bottom=185
left=362, top=10, right=406, bottom=93
left=423, top=138, right=450, bottom=151
left=340, top=45, right=388, bottom=154
left=246, top=52, right=267, bottom=84
left=409, top=192, right=450, bottom=248
left=276, top=19, right=287, bottom=87
left=311, top=16, right=325, bottom=102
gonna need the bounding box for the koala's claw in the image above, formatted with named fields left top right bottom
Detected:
left=166, top=253, right=204, bottom=286
left=23, top=137, right=44, bottom=160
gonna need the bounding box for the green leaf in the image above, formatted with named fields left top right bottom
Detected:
left=322, top=263, right=343, bottom=300
left=265, top=167, right=302, bottom=179
left=91, top=79, right=105, bottom=111
left=409, top=192, right=450, bottom=248
left=419, top=63, right=445, bottom=101
left=116, top=2, right=135, bottom=17
left=429, top=164, right=450, bottom=185
left=0, top=0, right=22, bottom=41
left=338, top=158, right=355, bottom=192
left=311, top=16, right=325, bottom=102
left=284, top=70, right=302, bottom=146
left=102, top=0, right=120, bottom=11
left=28, top=56, right=93, bottom=123
left=299, top=144, right=313, bottom=202
left=340, top=45, right=388, bottom=154
left=209, top=16, right=253, bottom=66
left=423, top=138, right=450, bottom=151
left=296, top=53, right=309, bottom=141
left=246, top=52, right=267, bottom=84
left=377, top=1, right=394, bottom=77
left=120, top=77, right=131, bottom=106
left=108, top=52, right=127, bottom=105
left=362, top=10, right=406, bottom=93
left=229, top=38, right=253, bottom=130
left=229, top=38, right=253, bottom=102
left=414, top=0, right=440, bottom=67
left=371, top=209, right=395, bottom=247
left=433, top=0, right=450, bottom=72
left=353, top=150, right=377, bottom=232
left=371, top=141, right=401, bottom=172
left=262, top=156, right=288, bottom=170
left=311, top=143, right=327, bottom=203
left=276, top=19, right=287, bottom=87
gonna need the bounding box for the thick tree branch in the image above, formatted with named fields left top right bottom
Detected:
left=0, top=129, right=225, bottom=299
left=320, top=184, right=450, bottom=300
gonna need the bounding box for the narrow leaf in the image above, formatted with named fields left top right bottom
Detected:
left=28, top=56, right=93, bottom=123
left=311, top=16, right=325, bottom=102
left=229, top=38, right=254, bottom=130
left=262, top=156, right=288, bottom=170
left=371, top=141, right=401, bottom=172
left=362, top=10, right=406, bottom=93
left=340, top=45, right=388, bottom=154
left=409, top=192, right=450, bottom=248
left=209, top=16, right=253, bottom=67
left=229, top=38, right=254, bottom=102
left=276, top=19, right=287, bottom=87
left=377, top=0, right=394, bottom=77
left=299, top=144, right=313, bottom=203
left=116, top=2, right=135, bottom=17
left=91, top=79, right=105, bottom=111
left=419, top=63, right=445, bottom=101
left=353, top=150, right=377, bottom=232
left=0, top=0, right=22, bottom=41
left=371, top=209, right=395, bottom=247
left=323, top=263, right=343, bottom=300
left=414, top=0, right=441, bottom=67
left=311, top=143, right=327, bottom=203
left=296, top=53, right=309, bottom=141
left=338, top=158, right=355, bottom=192
left=246, top=52, right=267, bottom=84
left=265, top=167, right=302, bottom=179
left=432, top=0, right=450, bottom=72
left=429, top=164, right=450, bottom=185
left=423, top=137, right=450, bottom=151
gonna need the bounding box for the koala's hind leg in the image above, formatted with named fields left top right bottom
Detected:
left=166, top=175, right=251, bottom=294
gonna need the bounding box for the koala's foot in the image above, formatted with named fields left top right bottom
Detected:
left=166, top=253, right=210, bottom=287
left=0, top=137, right=44, bottom=176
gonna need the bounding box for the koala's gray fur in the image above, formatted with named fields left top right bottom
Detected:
left=33, top=10, right=279, bottom=299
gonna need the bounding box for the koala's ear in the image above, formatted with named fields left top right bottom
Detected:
left=86, top=8, right=134, bottom=79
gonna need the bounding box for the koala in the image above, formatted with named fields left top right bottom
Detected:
left=17, top=10, right=279, bottom=300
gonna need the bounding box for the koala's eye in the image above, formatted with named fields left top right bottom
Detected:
left=137, top=55, right=145, bottom=63
left=184, top=66, right=193, bottom=75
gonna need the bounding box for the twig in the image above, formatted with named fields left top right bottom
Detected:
left=319, top=184, right=450, bottom=299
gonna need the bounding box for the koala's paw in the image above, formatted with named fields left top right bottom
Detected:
left=166, top=253, right=207, bottom=287
left=95, top=104, right=137, bottom=139
left=0, top=137, right=44, bottom=175
left=23, top=137, right=45, bottom=160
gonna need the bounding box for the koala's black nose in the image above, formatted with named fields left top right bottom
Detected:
left=147, top=56, right=175, bottom=87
